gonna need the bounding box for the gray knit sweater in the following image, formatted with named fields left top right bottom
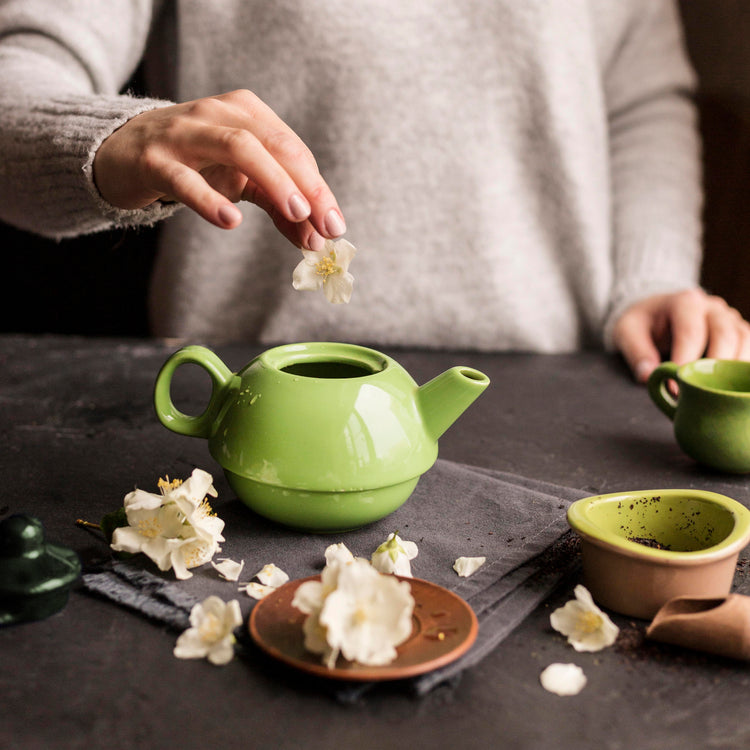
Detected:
left=0, top=0, right=701, bottom=350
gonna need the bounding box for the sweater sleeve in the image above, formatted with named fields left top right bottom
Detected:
left=0, top=0, right=179, bottom=239
left=600, top=0, right=703, bottom=348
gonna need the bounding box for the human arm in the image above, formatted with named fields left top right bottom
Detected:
left=0, top=0, right=343, bottom=248
left=600, top=1, right=750, bottom=380
left=598, top=0, right=723, bottom=376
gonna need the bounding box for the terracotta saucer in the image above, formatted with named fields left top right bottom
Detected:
left=249, top=575, right=478, bottom=681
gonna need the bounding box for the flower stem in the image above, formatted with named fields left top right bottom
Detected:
left=75, top=519, right=102, bottom=531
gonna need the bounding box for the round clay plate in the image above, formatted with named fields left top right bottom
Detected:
left=249, top=575, right=478, bottom=681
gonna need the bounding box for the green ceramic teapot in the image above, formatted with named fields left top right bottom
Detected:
left=154, top=342, right=489, bottom=531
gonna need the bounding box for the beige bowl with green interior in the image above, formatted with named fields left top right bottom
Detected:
left=567, top=489, right=750, bottom=619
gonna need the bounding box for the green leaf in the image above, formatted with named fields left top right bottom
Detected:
left=100, top=507, right=128, bottom=544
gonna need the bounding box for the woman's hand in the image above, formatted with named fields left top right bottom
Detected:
left=93, top=89, right=345, bottom=250
left=612, top=288, right=750, bottom=382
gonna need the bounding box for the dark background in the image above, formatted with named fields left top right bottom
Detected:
left=2, top=0, right=749, bottom=337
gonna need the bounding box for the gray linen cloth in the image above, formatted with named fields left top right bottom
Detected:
left=82, top=459, right=583, bottom=697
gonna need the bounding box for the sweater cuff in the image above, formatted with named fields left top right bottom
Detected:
left=12, top=94, right=180, bottom=238
left=602, top=229, right=702, bottom=350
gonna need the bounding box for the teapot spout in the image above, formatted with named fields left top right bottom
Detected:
left=417, top=366, right=490, bottom=442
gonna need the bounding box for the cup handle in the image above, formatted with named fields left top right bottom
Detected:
left=647, top=361, right=679, bottom=420
left=153, top=345, right=235, bottom=438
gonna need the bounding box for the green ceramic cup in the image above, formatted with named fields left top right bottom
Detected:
left=153, top=342, right=489, bottom=531
left=648, top=359, right=750, bottom=473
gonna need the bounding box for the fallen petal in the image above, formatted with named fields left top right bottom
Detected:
left=453, top=556, right=486, bottom=577
left=242, top=582, right=276, bottom=600
left=212, top=557, right=245, bottom=581
left=255, top=563, right=289, bottom=588
left=540, top=663, right=587, bottom=696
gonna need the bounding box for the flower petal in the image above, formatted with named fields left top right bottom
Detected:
left=540, top=663, right=587, bottom=696
left=173, top=629, right=209, bottom=660
left=207, top=638, right=236, bottom=666
left=329, top=238, right=357, bottom=271
left=323, top=271, right=354, bottom=304
left=255, top=563, right=289, bottom=588
left=324, top=543, right=355, bottom=567
left=242, top=582, right=276, bottom=600
left=453, top=556, right=486, bottom=577
left=292, top=258, right=323, bottom=291
left=212, top=557, right=245, bottom=581
left=291, top=580, right=324, bottom=613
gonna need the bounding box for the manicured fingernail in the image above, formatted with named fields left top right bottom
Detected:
left=324, top=209, right=346, bottom=238
left=308, top=230, right=326, bottom=252
left=218, top=204, right=242, bottom=227
left=288, top=193, right=311, bottom=221
left=635, top=360, right=654, bottom=383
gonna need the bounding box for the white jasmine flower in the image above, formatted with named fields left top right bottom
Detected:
left=540, top=663, right=587, bottom=696
left=371, top=532, right=418, bottom=577
left=550, top=585, right=619, bottom=652
left=453, top=556, right=486, bottom=577
left=211, top=557, right=245, bottom=582
left=292, top=554, right=414, bottom=669
left=292, top=238, right=356, bottom=304
left=254, top=563, right=289, bottom=588
left=241, top=582, right=276, bottom=600
left=173, top=596, right=242, bottom=666
left=110, top=469, right=224, bottom=580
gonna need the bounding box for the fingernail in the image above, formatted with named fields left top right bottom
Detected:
left=324, top=209, right=346, bottom=238
left=308, top=230, right=326, bottom=252
left=218, top=204, right=242, bottom=227
left=288, top=193, right=311, bottom=221
left=635, top=360, right=655, bottom=383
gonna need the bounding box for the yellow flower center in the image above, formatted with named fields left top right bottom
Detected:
left=315, top=255, right=340, bottom=280
left=577, top=610, right=603, bottom=634
left=198, top=613, right=223, bottom=643
left=198, top=498, right=216, bottom=517
left=352, top=606, right=369, bottom=626
left=136, top=517, right=162, bottom=539
left=183, top=541, right=210, bottom=568
left=158, top=476, right=183, bottom=494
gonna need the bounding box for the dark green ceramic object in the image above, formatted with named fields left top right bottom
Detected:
left=0, top=515, right=81, bottom=625
left=648, top=359, right=750, bottom=473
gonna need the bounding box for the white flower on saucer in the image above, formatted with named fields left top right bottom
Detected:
left=550, top=584, right=619, bottom=652
left=174, top=596, right=242, bottom=666
left=540, top=663, right=587, bottom=696
left=371, top=532, right=419, bottom=577
left=292, top=554, right=414, bottom=669
left=453, top=556, right=486, bottom=577
left=321, top=559, right=414, bottom=667
left=110, top=469, right=225, bottom=580
left=211, top=557, right=245, bottom=582
left=292, top=238, right=356, bottom=304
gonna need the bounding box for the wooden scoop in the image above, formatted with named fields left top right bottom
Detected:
left=646, top=594, right=750, bottom=660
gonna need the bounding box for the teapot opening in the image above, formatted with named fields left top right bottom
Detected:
left=281, top=361, right=378, bottom=379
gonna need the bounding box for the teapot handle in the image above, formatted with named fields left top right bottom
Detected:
left=153, top=345, right=234, bottom=438
left=647, top=361, right=679, bottom=421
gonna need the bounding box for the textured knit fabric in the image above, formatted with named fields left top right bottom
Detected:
left=0, top=0, right=702, bottom=351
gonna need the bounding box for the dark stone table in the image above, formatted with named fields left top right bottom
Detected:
left=1, top=335, right=748, bottom=750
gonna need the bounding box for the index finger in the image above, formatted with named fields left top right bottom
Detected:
left=668, top=292, right=709, bottom=365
